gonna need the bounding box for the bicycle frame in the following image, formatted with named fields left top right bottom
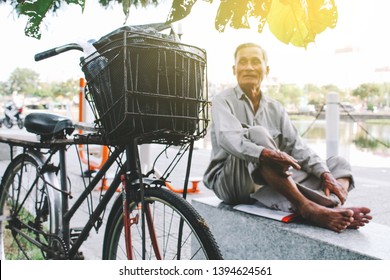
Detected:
left=62, top=144, right=125, bottom=258
left=1, top=133, right=195, bottom=259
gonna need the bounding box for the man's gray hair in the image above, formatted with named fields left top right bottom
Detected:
left=234, top=43, right=268, bottom=64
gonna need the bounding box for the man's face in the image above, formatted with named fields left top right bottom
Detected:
left=233, top=46, right=269, bottom=91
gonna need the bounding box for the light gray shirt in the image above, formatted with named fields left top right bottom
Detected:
left=203, top=85, right=329, bottom=187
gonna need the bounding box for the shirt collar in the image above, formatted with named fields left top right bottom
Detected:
left=234, top=85, right=247, bottom=100
left=234, top=85, right=269, bottom=103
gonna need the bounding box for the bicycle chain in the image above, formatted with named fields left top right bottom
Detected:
left=50, top=235, right=70, bottom=260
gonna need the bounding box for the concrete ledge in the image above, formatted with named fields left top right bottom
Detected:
left=193, top=196, right=390, bottom=260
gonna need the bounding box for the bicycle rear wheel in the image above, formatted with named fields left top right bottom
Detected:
left=0, top=152, right=62, bottom=259
left=103, top=187, right=222, bottom=260
left=3, top=117, right=12, bottom=129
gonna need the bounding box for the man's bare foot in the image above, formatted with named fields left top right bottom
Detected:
left=346, top=207, right=372, bottom=229
left=299, top=201, right=354, bottom=233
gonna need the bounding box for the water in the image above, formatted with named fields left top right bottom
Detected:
left=293, top=120, right=390, bottom=168
left=195, top=120, right=390, bottom=168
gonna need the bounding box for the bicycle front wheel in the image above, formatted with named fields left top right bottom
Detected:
left=103, top=187, right=222, bottom=260
left=17, top=118, right=24, bottom=129
left=0, top=152, right=62, bottom=259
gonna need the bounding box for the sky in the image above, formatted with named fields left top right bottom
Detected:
left=1, top=0, right=390, bottom=89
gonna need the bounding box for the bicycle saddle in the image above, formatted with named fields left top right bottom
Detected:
left=25, top=112, right=75, bottom=141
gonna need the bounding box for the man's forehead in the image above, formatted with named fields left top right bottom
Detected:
left=236, top=46, right=264, bottom=58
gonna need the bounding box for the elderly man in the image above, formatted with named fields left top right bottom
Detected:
left=203, top=42, right=371, bottom=232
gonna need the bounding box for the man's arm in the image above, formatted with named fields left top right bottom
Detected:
left=211, top=92, right=263, bottom=163
left=260, top=148, right=301, bottom=177
left=277, top=107, right=330, bottom=178
left=321, top=172, right=349, bottom=205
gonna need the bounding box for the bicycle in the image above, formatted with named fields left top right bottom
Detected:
left=1, top=101, right=24, bottom=129
left=0, top=23, right=222, bottom=260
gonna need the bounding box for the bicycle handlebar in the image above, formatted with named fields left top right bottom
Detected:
left=33, top=23, right=175, bottom=62
left=34, top=43, right=84, bottom=61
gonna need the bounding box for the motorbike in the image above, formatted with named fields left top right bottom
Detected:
left=0, top=101, right=24, bottom=129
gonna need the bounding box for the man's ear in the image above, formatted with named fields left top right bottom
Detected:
left=266, top=66, right=270, bottom=76
left=232, top=65, right=236, bottom=76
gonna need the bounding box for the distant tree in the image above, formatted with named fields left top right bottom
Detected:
left=377, top=82, right=390, bottom=108
left=8, top=68, right=40, bottom=96
left=36, top=82, right=55, bottom=98
left=352, top=83, right=380, bottom=102
left=268, top=83, right=303, bottom=107
left=283, top=84, right=303, bottom=105
left=352, top=83, right=383, bottom=110
left=320, top=84, right=340, bottom=93
left=302, top=83, right=357, bottom=109
left=304, top=83, right=321, bottom=93
left=49, top=78, right=79, bottom=98
left=304, top=83, right=323, bottom=107
left=0, top=81, right=8, bottom=96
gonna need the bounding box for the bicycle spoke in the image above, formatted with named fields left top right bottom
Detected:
left=103, top=187, right=221, bottom=260
left=1, top=154, right=59, bottom=260
left=145, top=203, right=162, bottom=260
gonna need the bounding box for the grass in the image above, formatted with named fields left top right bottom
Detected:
left=289, top=114, right=315, bottom=121
left=365, top=119, right=390, bottom=125
left=3, top=204, right=46, bottom=260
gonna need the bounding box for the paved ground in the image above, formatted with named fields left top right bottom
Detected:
left=1, top=127, right=389, bottom=259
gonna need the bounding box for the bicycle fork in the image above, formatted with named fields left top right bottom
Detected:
left=120, top=174, right=163, bottom=260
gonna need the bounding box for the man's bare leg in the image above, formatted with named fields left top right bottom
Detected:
left=259, top=165, right=355, bottom=233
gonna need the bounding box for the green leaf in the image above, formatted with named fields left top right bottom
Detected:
left=214, top=0, right=271, bottom=32
left=307, top=0, right=338, bottom=33
left=123, top=0, right=131, bottom=21
left=215, top=0, right=248, bottom=32
left=17, top=0, right=86, bottom=39
left=166, top=0, right=199, bottom=23
left=66, top=0, right=86, bottom=8
left=267, top=0, right=338, bottom=48
left=249, top=0, right=272, bottom=32
left=18, top=0, right=54, bottom=39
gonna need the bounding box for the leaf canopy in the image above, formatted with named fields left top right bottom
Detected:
left=4, top=0, right=338, bottom=47
left=167, top=0, right=338, bottom=48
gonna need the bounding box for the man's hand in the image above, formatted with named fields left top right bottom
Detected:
left=321, top=172, right=348, bottom=205
left=260, top=148, right=301, bottom=177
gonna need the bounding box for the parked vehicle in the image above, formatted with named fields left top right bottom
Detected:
left=1, top=101, right=24, bottom=129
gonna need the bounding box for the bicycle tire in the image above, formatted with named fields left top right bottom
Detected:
left=0, top=152, right=62, bottom=259
left=3, top=118, right=12, bottom=129
left=17, top=119, right=24, bottom=129
left=102, top=187, right=222, bottom=260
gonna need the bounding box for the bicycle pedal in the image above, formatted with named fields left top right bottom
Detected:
left=70, top=227, right=87, bottom=242
left=73, top=251, right=85, bottom=260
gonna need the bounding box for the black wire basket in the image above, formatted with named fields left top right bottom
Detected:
left=81, top=25, right=209, bottom=145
